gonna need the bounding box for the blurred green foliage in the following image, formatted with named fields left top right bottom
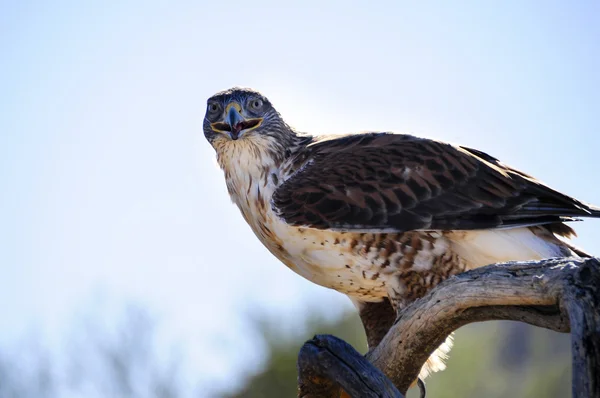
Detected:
left=223, top=312, right=571, bottom=398
left=0, top=304, right=571, bottom=398
left=222, top=313, right=367, bottom=398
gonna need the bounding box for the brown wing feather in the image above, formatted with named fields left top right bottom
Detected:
left=272, top=133, right=600, bottom=232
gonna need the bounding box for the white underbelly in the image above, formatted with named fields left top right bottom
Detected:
left=262, top=211, right=572, bottom=302
left=269, top=221, right=390, bottom=300
left=446, top=228, right=570, bottom=267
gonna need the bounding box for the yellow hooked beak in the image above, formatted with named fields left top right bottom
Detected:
left=210, top=102, right=263, bottom=140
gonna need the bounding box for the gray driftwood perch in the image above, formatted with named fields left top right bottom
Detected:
left=297, top=257, right=600, bottom=397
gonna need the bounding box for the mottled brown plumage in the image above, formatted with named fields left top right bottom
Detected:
left=273, top=132, right=596, bottom=232
left=203, top=87, right=600, bottom=381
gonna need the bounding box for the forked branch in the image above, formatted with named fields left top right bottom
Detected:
left=297, top=257, right=600, bottom=397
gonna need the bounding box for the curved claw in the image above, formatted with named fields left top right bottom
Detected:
left=417, top=377, right=427, bottom=398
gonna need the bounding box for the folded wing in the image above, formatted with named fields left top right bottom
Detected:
left=272, top=133, right=600, bottom=232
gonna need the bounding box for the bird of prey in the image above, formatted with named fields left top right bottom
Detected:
left=203, top=87, right=599, bottom=379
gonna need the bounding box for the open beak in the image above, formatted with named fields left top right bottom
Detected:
left=210, top=102, right=263, bottom=140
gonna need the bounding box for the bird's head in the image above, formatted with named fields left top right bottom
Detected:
left=203, top=87, right=294, bottom=152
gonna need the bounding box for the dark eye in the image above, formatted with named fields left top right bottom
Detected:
left=208, top=102, right=220, bottom=113
left=249, top=99, right=263, bottom=110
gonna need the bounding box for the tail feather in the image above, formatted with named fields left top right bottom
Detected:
left=564, top=241, right=593, bottom=258
left=543, top=223, right=593, bottom=257
left=589, top=203, right=600, bottom=217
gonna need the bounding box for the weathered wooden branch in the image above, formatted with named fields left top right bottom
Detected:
left=297, top=335, right=403, bottom=398
left=297, top=257, right=600, bottom=397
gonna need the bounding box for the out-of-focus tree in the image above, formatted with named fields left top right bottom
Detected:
left=0, top=339, right=55, bottom=398
left=0, top=302, right=572, bottom=398
left=221, top=315, right=572, bottom=398
left=222, top=313, right=367, bottom=398
left=426, top=322, right=571, bottom=398
left=0, top=304, right=183, bottom=398
left=64, top=304, right=183, bottom=398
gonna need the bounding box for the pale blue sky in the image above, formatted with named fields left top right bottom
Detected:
left=1, top=0, right=599, bottom=395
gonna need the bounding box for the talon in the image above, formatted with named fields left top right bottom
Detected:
left=417, top=377, right=426, bottom=398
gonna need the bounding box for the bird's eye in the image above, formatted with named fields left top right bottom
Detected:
left=249, top=99, right=263, bottom=110
left=208, top=103, right=220, bottom=113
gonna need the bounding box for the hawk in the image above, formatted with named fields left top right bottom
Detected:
left=203, top=87, right=599, bottom=379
